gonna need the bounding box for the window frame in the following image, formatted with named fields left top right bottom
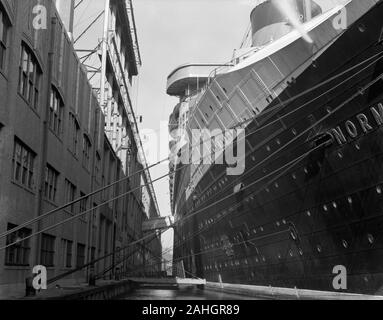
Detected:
left=12, top=138, right=36, bottom=190
left=76, top=243, right=86, bottom=268
left=18, top=43, right=42, bottom=110
left=40, top=233, right=55, bottom=267
left=64, top=179, right=77, bottom=213
left=69, top=112, right=80, bottom=156
left=82, top=134, right=91, bottom=170
left=44, top=164, right=59, bottom=203
left=49, top=86, right=64, bottom=137
left=60, top=239, right=73, bottom=269
left=0, top=6, right=10, bottom=72
left=5, top=223, right=32, bottom=266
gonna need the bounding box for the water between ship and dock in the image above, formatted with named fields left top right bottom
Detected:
left=121, top=287, right=262, bottom=300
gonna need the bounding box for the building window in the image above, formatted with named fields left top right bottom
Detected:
left=12, top=138, right=36, bottom=190
left=64, top=179, right=76, bottom=213
left=76, top=243, right=85, bottom=267
left=79, top=192, right=88, bottom=222
left=44, top=165, right=59, bottom=203
left=82, top=135, right=91, bottom=170
left=95, top=152, right=101, bottom=181
left=49, top=87, right=64, bottom=137
left=5, top=224, right=32, bottom=266
left=18, top=43, right=42, bottom=109
left=60, top=239, right=72, bottom=268
left=41, top=234, right=55, bottom=267
left=68, top=113, right=80, bottom=156
left=79, top=192, right=87, bottom=213
left=0, top=7, right=10, bottom=71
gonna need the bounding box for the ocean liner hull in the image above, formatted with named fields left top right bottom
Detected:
left=172, top=1, right=383, bottom=294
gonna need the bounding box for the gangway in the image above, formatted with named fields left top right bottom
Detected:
left=142, top=216, right=175, bottom=232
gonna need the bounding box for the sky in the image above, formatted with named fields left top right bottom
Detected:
left=73, top=0, right=255, bottom=252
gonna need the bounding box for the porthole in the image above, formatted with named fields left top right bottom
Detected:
left=317, top=245, right=322, bottom=253
left=274, top=182, right=279, bottom=188
left=358, top=24, right=366, bottom=33
left=282, top=219, right=287, bottom=225
left=265, top=188, right=270, bottom=193
left=253, top=229, right=257, bottom=234
left=276, top=139, right=281, bottom=145
left=255, top=258, right=259, bottom=263
left=376, top=186, right=382, bottom=194
left=299, top=249, right=303, bottom=256
left=332, top=202, right=338, bottom=209
left=323, top=205, right=328, bottom=212
left=326, top=106, right=332, bottom=114
left=290, top=231, right=297, bottom=240
left=348, top=197, right=353, bottom=204
left=266, top=146, right=271, bottom=152
left=260, top=227, right=264, bottom=232
left=338, top=152, right=343, bottom=159
left=292, top=173, right=297, bottom=180
left=262, top=256, right=266, bottom=262
left=367, top=234, right=374, bottom=244
left=355, top=143, right=361, bottom=150
left=289, top=250, right=294, bottom=257
left=251, top=156, right=256, bottom=162
left=276, top=221, right=280, bottom=227
left=342, top=240, right=348, bottom=249
left=306, top=210, right=311, bottom=217
left=304, top=167, right=308, bottom=174
left=278, top=253, right=282, bottom=259
left=292, top=129, right=297, bottom=136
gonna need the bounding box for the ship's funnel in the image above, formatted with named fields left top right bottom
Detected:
left=250, top=0, right=322, bottom=47
left=54, top=0, right=75, bottom=40
left=272, top=0, right=313, bottom=43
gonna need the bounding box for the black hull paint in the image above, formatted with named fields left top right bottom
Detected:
left=173, top=2, right=383, bottom=295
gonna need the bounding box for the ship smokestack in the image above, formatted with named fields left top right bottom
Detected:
left=54, top=0, right=75, bottom=40
left=251, top=0, right=322, bottom=47
left=272, top=0, right=313, bottom=43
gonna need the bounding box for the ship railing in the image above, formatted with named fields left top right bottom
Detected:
left=191, top=46, right=260, bottom=113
